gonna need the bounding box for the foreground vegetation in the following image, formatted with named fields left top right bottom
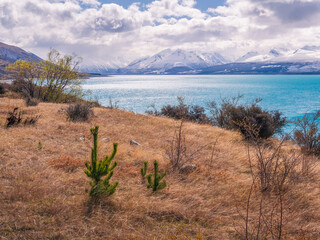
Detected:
left=1, top=52, right=320, bottom=239
left=0, top=97, right=319, bottom=239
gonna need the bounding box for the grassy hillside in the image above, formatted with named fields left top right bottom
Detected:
left=0, top=98, right=319, bottom=239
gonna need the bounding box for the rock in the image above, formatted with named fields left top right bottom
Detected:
left=130, top=140, right=141, bottom=146
left=179, top=165, right=197, bottom=174
left=79, top=137, right=85, bottom=141
left=102, top=137, right=110, bottom=142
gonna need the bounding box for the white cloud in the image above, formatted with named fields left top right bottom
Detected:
left=1, top=0, right=320, bottom=65
left=80, top=0, right=101, bottom=7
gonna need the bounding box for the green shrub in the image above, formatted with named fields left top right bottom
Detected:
left=84, top=126, right=119, bottom=197
left=146, top=161, right=166, bottom=192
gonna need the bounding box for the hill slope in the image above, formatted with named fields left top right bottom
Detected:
left=0, top=97, right=319, bottom=239
left=0, top=42, right=42, bottom=78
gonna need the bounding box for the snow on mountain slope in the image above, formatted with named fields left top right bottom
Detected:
left=237, top=46, right=320, bottom=63
left=236, top=49, right=289, bottom=63
left=123, top=49, right=228, bottom=73
left=236, top=51, right=260, bottom=62
left=281, top=46, right=320, bottom=62
left=80, top=57, right=129, bottom=75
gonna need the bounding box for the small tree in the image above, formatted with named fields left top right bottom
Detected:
left=146, top=161, right=166, bottom=192
left=5, top=60, right=41, bottom=99
left=6, top=49, right=84, bottom=103
left=39, top=49, right=83, bottom=102
left=84, top=126, right=119, bottom=197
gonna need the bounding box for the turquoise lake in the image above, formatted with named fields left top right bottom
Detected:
left=82, top=75, right=320, bottom=132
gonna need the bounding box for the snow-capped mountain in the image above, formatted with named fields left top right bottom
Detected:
left=80, top=45, right=320, bottom=74
left=72, top=45, right=320, bottom=75
left=80, top=57, right=129, bottom=75
left=236, top=46, right=320, bottom=63
left=236, top=49, right=290, bottom=63
left=120, top=49, right=228, bottom=74
left=80, top=63, right=123, bottom=75
left=200, top=46, right=320, bottom=74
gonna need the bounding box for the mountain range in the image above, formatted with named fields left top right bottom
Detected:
left=1, top=41, right=320, bottom=77
left=82, top=46, right=320, bottom=75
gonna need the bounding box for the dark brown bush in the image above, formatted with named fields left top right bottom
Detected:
left=65, top=103, right=94, bottom=122
left=209, top=97, right=286, bottom=139
left=293, top=111, right=320, bottom=156
left=23, top=115, right=41, bottom=126
left=5, top=107, right=40, bottom=128
left=6, top=108, right=22, bottom=128
left=230, top=105, right=286, bottom=139
left=0, top=83, right=5, bottom=94
left=147, top=97, right=210, bottom=124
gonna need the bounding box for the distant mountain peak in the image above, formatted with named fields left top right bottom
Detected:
left=236, top=51, right=259, bottom=62
left=119, top=48, right=228, bottom=74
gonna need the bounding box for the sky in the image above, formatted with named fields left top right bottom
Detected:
left=1, top=0, right=320, bottom=66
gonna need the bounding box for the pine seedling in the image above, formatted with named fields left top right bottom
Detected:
left=146, top=161, right=167, bottom=192
left=140, top=161, right=148, bottom=181
left=38, top=141, right=42, bottom=150
left=84, top=126, right=119, bottom=197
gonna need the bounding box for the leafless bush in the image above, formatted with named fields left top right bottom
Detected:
left=208, top=94, right=244, bottom=129
left=236, top=122, right=302, bottom=239
left=65, top=103, right=94, bottom=122
left=107, top=97, right=119, bottom=109
left=166, top=120, right=217, bottom=171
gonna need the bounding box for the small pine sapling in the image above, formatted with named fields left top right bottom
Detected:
left=146, top=161, right=167, bottom=192
left=140, top=161, right=148, bottom=182
left=84, top=126, right=119, bottom=197
left=38, top=141, right=43, bottom=150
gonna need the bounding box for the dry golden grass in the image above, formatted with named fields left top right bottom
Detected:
left=0, top=97, right=319, bottom=239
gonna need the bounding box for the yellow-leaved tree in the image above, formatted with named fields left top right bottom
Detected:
left=6, top=49, right=84, bottom=103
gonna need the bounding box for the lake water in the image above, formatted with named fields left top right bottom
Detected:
left=82, top=75, right=320, bottom=132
